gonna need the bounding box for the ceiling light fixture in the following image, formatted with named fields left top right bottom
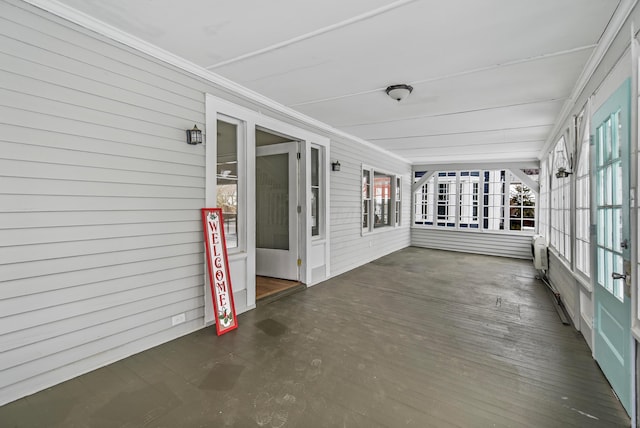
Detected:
left=385, top=84, right=413, bottom=102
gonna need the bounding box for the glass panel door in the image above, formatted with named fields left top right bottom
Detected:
left=592, top=78, right=632, bottom=415
left=255, top=142, right=299, bottom=280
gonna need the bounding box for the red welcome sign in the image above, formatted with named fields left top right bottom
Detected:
left=201, top=208, right=238, bottom=336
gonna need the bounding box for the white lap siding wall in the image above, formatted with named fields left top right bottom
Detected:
left=0, top=0, right=413, bottom=405
left=329, top=136, right=411, bottom=277
left=0, top=0, right=210, bottom=405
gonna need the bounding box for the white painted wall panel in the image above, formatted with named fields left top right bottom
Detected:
left=329, top=138, right=411, bottom=277
left=0, top=0, right=210, bottom=406
left=546, top=251, right=580, bottom=327
left=411, top=228, right=533, bottom=260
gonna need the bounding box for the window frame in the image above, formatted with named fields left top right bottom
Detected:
left=215, top=113, right=245, bottom=254
left=575, top=117, right=591, bottom=279
left=412, top=169, right=537, bottom=234
left=550, top=136, right=572, bottom=263
left=362, top=164, right=402, bottom=234
left=310, top=145, right=324, bottom=239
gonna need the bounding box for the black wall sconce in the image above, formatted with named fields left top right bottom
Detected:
left=555, top=167, right=572, bottom=178
left=331, top=161, right=341, bottom=171
left=186, top=125, right=203, bottom=145
left=554, top=149, right=573, bottom=178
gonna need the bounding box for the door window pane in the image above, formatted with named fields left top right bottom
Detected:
left=374, top=173, right=392, bottom=228
left=256, top=153, right=289, bottom=250
left=362, top=170, right=371, bottom=229
left=217, top=119, right=239, bottom=248
left=311, top=148, right=320, bottom=237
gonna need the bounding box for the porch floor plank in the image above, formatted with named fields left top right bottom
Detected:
left=0, top=247, right=630, bottom=427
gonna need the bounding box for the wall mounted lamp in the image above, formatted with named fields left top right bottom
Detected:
left=385, top=84, right=413, bottom=102
left=554, top=145, right=573, bottom=178
left=555, top=167, right=572, bottom=178
left=186, top=124, right=203, bottom=145
left=331, top=161, right=341, bottom=172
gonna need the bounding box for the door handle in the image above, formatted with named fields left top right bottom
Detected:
left=612, top=272, right=627, bottom=280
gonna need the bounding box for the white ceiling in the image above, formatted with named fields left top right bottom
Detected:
left=55, top=0, right=621, bottom=165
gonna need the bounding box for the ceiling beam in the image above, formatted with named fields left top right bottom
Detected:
left=368, top=124, right=552, bottom=141
left=411, top=171, right=436, bottom=193
left=339, top=98, right=563, bottom=129
left=508, top=168, right=539, bottom=194
left=412, top=161, right=540, bottom=171
left=290, top=46, right=594, bottom=107
left=205, top=0, right=419, bottom=70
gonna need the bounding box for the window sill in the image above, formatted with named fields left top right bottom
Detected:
left=410, top=225, right=535, bottom=237
left=362, top=225, right=408, bottom=237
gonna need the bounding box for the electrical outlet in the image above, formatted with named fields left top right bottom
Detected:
left=171, top=313, right=186, bottom=326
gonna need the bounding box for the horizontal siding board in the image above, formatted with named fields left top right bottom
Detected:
left=2, top=302, right=204, bottom=378
left=411, top=228, right=533, bottom=259
left=0, top=120, right=204, bottom=169
left=0, top=231, right=201, bottom=265
left=0, top=135, right=204, bottom=176
left=0, top=210, right=197, bottom=229
left=0, top=221, right=201, bottom=246
left=0, top=159, right=205, bottom=188
left=0, top=2, right=206, bottom=102
left=0, top=31, right=203, bottom=113
left=0, top=73, right=199, bottom=138
left=0, top=315, right=202, bottom=407
left=0, top=264, right=203, bottom=321
left=1, top=278, right=203, bottom=355
left=0, top=30, right=203, bottom=117
left=0, top=242, right=202, bottom=282
left=1, top=177, right=203, bottom=199
left=0, top=195, right=203, bottom=212
left=1, top=254, right=199, bottom=299
left=0, top=86, right=194, bottom=144
left=0, top=291, right=203, bottom=388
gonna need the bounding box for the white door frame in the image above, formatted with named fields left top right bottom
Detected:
left=205, top=94, right=330, bottom=320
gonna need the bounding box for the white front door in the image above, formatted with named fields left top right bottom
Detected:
left=255, top=142, right=299, bottom=280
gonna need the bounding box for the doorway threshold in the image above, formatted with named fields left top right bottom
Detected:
left=256, top=276, right=304, bottom=304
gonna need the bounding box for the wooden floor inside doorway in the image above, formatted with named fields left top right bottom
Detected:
left=256, top=276, right=301, bottom=300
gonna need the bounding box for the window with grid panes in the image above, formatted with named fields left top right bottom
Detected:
left=575, top=120, right=590, bottom=277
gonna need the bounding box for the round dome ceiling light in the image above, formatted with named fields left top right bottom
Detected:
left=385, top=84, right=413, bottom=102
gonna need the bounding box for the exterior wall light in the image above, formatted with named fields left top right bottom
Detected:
left=186, top=125, right=203, bottom=144
left=331, top=161, right=341, bottom=171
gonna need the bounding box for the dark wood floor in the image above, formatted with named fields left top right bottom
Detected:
left=0, top=248, right=630, bottom=427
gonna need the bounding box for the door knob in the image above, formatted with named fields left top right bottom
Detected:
left=612, top=272, right=627, bottom=280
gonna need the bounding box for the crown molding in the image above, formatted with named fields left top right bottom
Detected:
left=21, top=0, right=410, bottom=164
left=539, top=0, right=639, bottom=158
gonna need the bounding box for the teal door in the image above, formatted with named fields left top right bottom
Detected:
left=592, top=78, right=632, bottom=415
